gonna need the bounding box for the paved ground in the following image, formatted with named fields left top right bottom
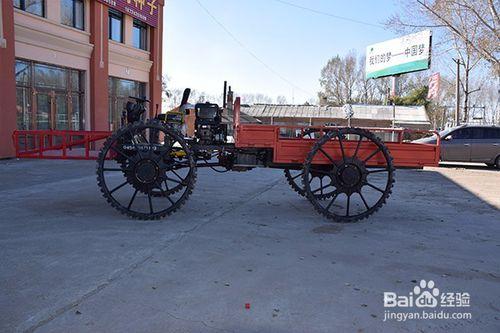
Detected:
left=0, top=159, right=499, bottom=333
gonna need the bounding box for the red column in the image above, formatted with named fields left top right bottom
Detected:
left=149, top=1, right=164, bottom=118
left=0, top=0, right=17, bottom=158
left=89, top=1, right=109, bottom=131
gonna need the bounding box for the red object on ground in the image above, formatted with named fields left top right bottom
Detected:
left=245, top=303, right=250, bottom=309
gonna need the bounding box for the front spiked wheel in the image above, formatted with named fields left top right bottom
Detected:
left=96, top=121, right=196, bottom=220
left=302, top=128, right=394, bottom=222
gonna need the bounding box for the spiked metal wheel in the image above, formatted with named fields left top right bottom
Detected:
left=284, top=127, right=336, bottom=199
left=284, top=168, right=337, bottom=199
left=284, top=168, right=306, bottom=196
left=96, top=120, right=196, bottom=220
left=302, top=128, right=394, bottom=223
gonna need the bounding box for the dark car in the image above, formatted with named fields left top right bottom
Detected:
left=413, top=125, right=500, bottom=168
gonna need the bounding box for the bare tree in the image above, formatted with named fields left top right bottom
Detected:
left=319, top=51, right=359, bottom=106
left=418, top=0, right=499, bottom=73
left=469, top=76, right=500, bottom=123
left=387, top=0, right=499, bottom=73
left=240, top=93, right=273, bottom=105
left=356, top=55, right=378, bottom=104
left=276, top=95, right=288, bottom=104
left=319, top=52, right=428, bottom=106
left=319, top=55, right=344, bottom=106
left=387, top=0, right=498, bottom=123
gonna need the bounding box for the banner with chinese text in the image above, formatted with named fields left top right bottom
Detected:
left=365, top=30, right=432, bottom=79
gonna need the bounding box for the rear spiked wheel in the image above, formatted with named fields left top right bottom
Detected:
left=302, top=128, right=394, bottom=222
left=284, top=168, right=306, bottom=196
left=284, top=127, right=336, bottom=199
left=284, top=168, right=337, bottom=199
left=96, top=121, right=196, bottom=220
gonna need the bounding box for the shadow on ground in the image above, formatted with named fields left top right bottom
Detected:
left=0, top=159, right=499, bottom=333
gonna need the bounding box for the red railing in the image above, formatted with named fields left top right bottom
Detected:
left=12, top=130, right=111, bottom=160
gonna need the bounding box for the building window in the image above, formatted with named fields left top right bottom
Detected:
left=132, top=19, right=148, bottom=50
left=13, top=0, right=45, bottom=17
left=15, top=59, right=85, bottom=131
left=61, top=0, right=84, bottom=30
left=109, top=9, right=123, bottom=43
left=108, top=77, right=146, bottom=131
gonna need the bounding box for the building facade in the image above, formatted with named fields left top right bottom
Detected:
left=0, top=0, right=164, bottom=158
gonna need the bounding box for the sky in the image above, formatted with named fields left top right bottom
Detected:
left=163, top=0, right=400, bottom=104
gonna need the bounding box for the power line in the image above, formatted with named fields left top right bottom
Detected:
left=194, top=0, right=314, bottom=97
left=272, top=0, right=385, bottom=29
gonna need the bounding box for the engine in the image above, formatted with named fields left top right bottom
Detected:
left=194, top=102, right=228, bottom=145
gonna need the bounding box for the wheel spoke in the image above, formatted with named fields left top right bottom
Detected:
left=166, top=176, right=183, bottom=185
left=158, top=185, right=175, bottom=205
left=312, top=183, right=332, bottom=194
left=291, top=172, right=302, bottom=180
left=346, top=194, right=351, bottom=217
left=364, top=147, right=382, bottom=163
left=110, top=145, right=129, bottom=159
left=167, top=194, right=175, bottom=204
left=337, top=131, right=346, bottom=162
left=325, top=192, right=339, bottom=211
left=353, top=136, right=363, bottom=158
left=127, top=189, right=139, bottom=210
left=368, top=168, right=389, bottom=174
left=171, top=170, right=184, bottom=181
left=109, top=181, right=128, bottom=194
left=172, top=161, right=190, bottom=170
left=364, top=182, right=385, bottom=193
left=102, top=168, right=123, bottom=172
left=148, top=192, right=154, bottom=214
left=309, top=168, right=331, bottom=176
left=359, top=192, right=370, bottom=210
left=318, top=147, right=336, bottom=164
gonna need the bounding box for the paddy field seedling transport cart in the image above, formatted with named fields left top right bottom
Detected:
left=13, top=88, right=440, bottom=223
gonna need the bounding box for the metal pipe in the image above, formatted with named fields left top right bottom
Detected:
left=454, top=58, right=461, bottom=126
left=223, top=81, right=227, bottom=109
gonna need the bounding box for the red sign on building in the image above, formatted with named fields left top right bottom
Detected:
left=97, top=0, right=159, bottom=27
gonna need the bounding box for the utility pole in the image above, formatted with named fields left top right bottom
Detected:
left=390, top=76, right=399, bottom=141
left=453, top=58, right=463, bottom=126
left=497, top=76, right=500, bottom=125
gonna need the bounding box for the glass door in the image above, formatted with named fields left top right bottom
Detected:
left=36, top=93, right=51, bottom=130
left=55, top=93, right=69, bottom=130
left=16, top=87, right=33, bottom=130
left=71, top=94, right=82, bottom=130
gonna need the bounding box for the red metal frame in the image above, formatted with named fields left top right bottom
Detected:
left=12, top=97, right=440, bottom=168
left=232, top=97, right=440, bottom=168
left=12, top=130, right=111, bottom=160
